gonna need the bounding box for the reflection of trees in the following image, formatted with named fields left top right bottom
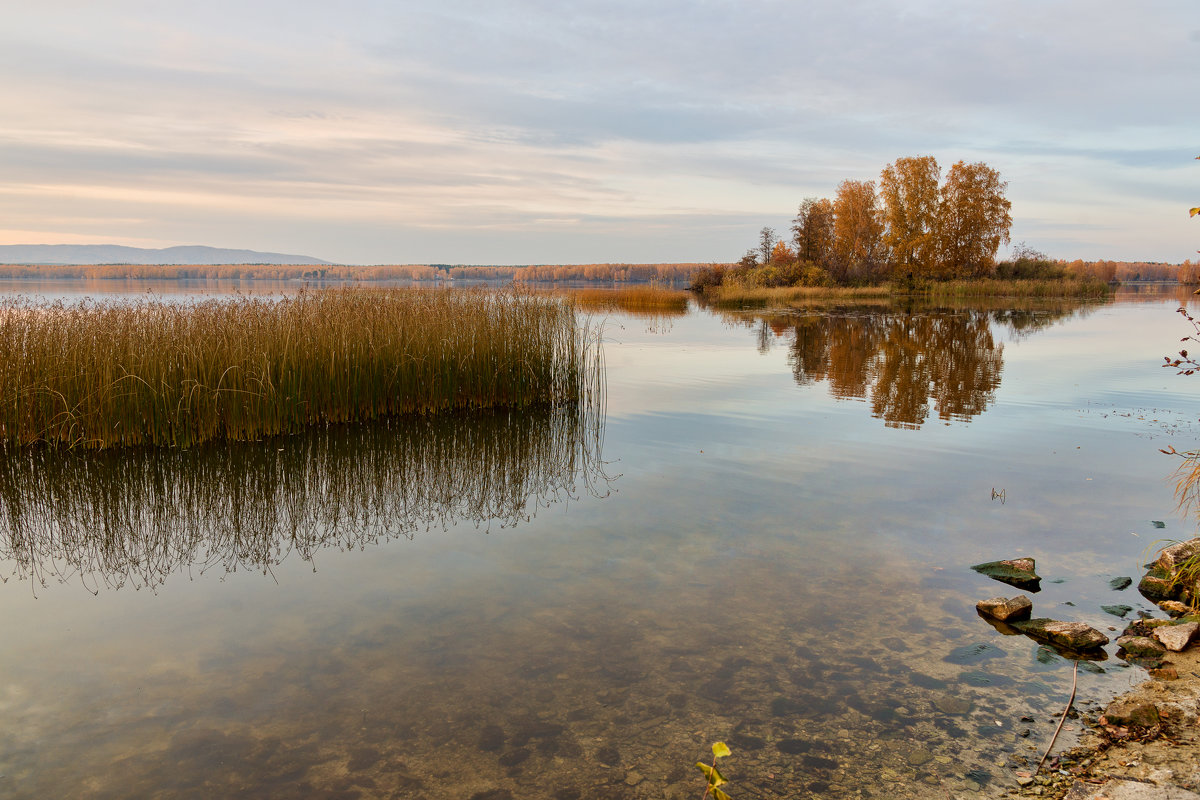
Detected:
left=783, top=311, right=1002, bottom=428
left=0, top=407, right=608, bottom=594
left=737, top=302, right=1091, bottom=429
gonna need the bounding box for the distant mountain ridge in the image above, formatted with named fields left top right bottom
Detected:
left=0, top=244, right=333, bottom=266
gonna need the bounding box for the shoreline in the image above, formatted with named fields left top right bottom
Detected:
left=1005, top=645, right=1200, bottom=798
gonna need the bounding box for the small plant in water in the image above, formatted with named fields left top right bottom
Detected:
left=696, top=741, right=733, bottom=800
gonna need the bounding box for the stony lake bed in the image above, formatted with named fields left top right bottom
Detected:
left=2, top=284, right=1200, bottom=799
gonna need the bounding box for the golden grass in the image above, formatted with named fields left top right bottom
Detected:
left=0, top=287, right=598, bottom=449
left=703, top=279, right=1112, bottom=308
left=562, top=285, right=690, bottom=313
left=913, top=278, right=1113, bottom=299
left=703, top=284, right=893, bottom=308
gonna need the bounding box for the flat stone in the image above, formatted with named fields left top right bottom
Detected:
left=972, top=557, right=1041, bottom=591
left=1152, top=621, right=1199, bottom=652
left=906, top=748, right=933, bottom=766
left=976, top=595, right=1033, bottom=622
left=624, top=771, right=643, bottom=786
left=1013, top=618, right=1109, bottom=650
left=1110, top=576, right=1134, bottom=591
left=1116, top=635, right=1168, bottom=658
left=1101, top=699, right=1161, bottom=729
left=1102, top=604, right=1134, bottom=618
left=933, top=695, right=972, bottom=715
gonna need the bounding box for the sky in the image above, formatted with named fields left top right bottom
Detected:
left=1, top=1, right=1196, bottom=265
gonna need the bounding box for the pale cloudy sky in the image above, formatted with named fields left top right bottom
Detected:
left=1, top=1, right=1195, bottom=265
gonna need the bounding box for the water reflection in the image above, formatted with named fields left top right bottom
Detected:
left=728, top=301, right=1097, bottom=428
left=0, top=407, right=608, bottom=593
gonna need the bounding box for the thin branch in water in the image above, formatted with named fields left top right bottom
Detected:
left=1037, top=659, right=1079, bottom=773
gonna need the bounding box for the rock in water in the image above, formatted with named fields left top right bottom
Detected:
left=1152, top=621, right=1199, bottom=652
left=1100, top=604, right=1133, bottom=618
left=1158, top=600, right=1191, bottom=617
left=1012, top=619, right=1109, bottom=651
left=1138, top=538, right=1200, bottom=605
left=1115, top=635, right=1166, bottom=658
left=976, top=595, right=1033, bottom=622
left=971, top=558, right=1042, bottom=592
left=1108, top=576, right=1133, bottom=591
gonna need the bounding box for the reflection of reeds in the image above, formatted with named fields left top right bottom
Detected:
left=0, top=287, right=595, bottom=449
left=0, top=406, right=609, bottom=593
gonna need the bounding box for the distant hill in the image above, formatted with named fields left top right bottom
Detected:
left=0, top=244, right=332, bottom=266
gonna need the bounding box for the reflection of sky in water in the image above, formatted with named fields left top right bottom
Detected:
left=1, top=294, right=1197, bottom=798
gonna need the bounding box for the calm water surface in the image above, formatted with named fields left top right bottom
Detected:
left=1, top=289, right=1198, bottom=799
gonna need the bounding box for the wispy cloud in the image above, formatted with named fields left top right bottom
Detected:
left=0, top=0, right=1194, bottom=262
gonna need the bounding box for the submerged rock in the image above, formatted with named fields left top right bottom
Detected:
left=1108, top=576, right=1133, bottom=591
left=976, top=595, right=1033, bottom=622
left=1152, top=621, right=1199, bottom=652
left=1101, top=604, right=1134, bottom=618
left=944, top=642, right=1006, bottom=665
left=1012, top=618, right=1109, bottom=651
left=971, top=557, right=1041, bottom=592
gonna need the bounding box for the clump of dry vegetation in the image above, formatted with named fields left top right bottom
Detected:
left=563, top=284, right=690, bottom=313
left=0, top=287, right=598, bottom=449
left=917, top=278, right=1112, bottom=299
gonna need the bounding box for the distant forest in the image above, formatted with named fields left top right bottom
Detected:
left=0, top=262, right=703, bottom=284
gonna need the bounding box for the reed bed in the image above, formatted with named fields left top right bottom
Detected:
left=0, top=287, right=599, bottom=449
left=703, top=279, right=1111, bottom=308
left=563, top=285, right=690, bottom=313
left=704, top=284, right=893, bottom=308
left=912, top=278, right=1113, bottom=299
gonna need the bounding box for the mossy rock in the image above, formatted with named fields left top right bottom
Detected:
left=1012, top=618, right=1108, bottom=652
left=1115, top=635, right=1166, bottom=658
left=971, top=558, right=1041, bottom=592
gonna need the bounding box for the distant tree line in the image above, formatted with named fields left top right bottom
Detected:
left=0, top=262, right=702, bottom=284
left=697, top=156, right=1017, bottom=289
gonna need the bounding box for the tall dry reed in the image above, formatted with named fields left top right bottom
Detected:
left=0, top=287, right=599, bottom=449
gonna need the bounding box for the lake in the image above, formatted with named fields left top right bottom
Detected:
left=1, top=286, right=1197, bottom=799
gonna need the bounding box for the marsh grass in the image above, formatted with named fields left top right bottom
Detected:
left=0, top=287, right=598, bottom=449
left=0, top=407, right=609, bottom=593
left=703, top=285, right=892, bottom=308
left=914, top=278, right=1112, bottom=299
left=700, top=279, right=1110, bottom=308
left=563, top=284, right=691, bottom=313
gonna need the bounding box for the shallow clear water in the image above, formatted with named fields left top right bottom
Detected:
left=1, top=289, right=1197, bottom=799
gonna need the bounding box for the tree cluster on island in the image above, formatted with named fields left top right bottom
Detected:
left=696, top=156, right=1022, bottom=290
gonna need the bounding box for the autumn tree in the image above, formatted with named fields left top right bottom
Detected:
left=770, top=239, right=796, bottom=264
left=935, top=161, right=1012, bottom=278
left=791, top=197, right=836, bottom=268
left=879, top=156, right=941, bottom=276
left=831, top=179, right=886, bottom=282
